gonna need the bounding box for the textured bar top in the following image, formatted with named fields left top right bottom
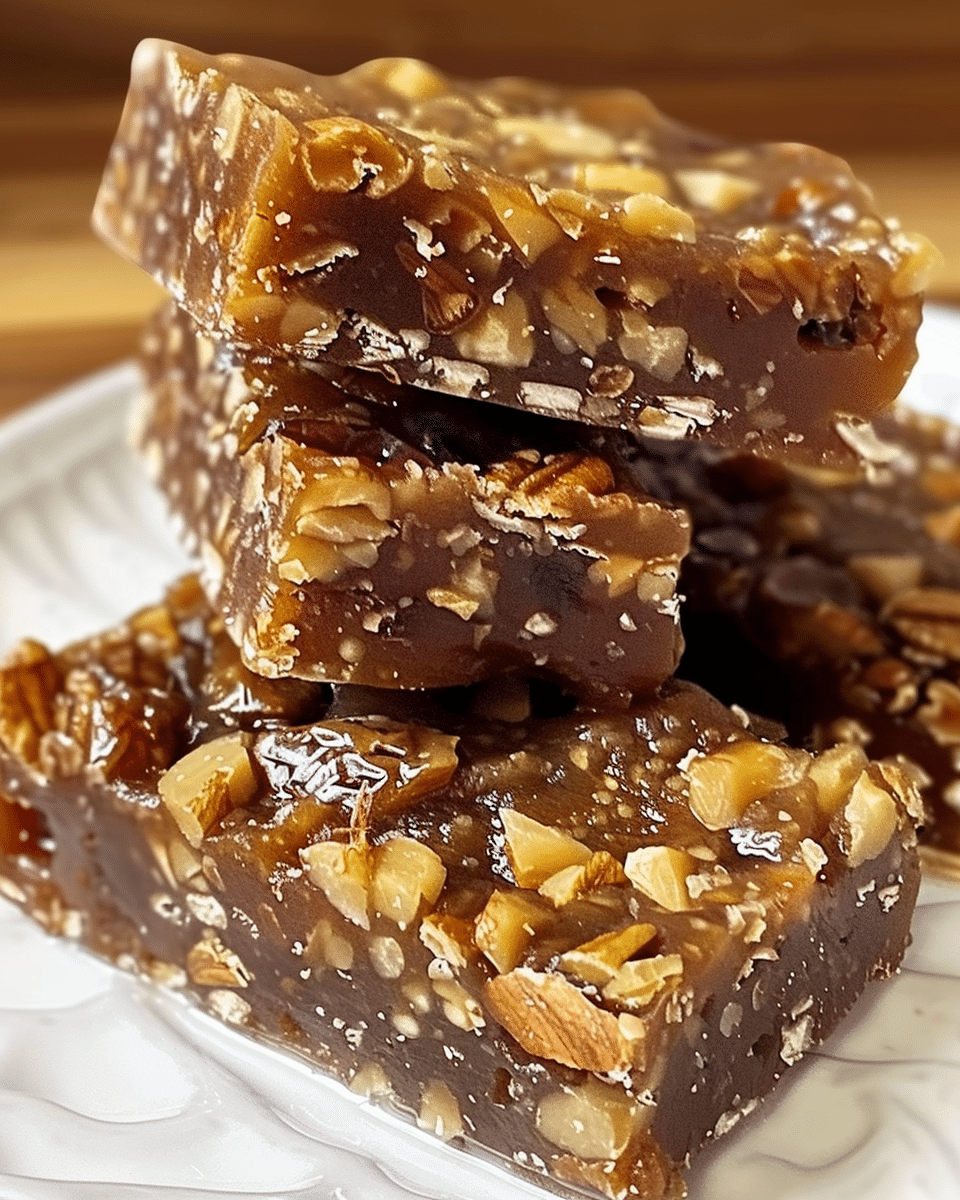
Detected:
left=0, top=579, right=923, bottom=1199
left=94, top=41, right=940, bottom=465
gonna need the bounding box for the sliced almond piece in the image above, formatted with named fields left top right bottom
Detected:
left=484, top=967, right=631, bottom=1072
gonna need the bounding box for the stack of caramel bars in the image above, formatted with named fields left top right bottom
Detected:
left=0, top=40, right=953, bottom=1200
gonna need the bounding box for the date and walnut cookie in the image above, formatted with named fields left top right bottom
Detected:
left=0, top=579, right=921, bottom=1200
left=95, top=41, right=939, bottom=466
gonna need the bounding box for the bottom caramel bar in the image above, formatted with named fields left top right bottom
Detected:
left=0, top=580, right=921, bottom=1199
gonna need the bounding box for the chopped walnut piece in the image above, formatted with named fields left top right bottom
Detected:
left=279, top=458, right=395, bottom=586
left=300, top=116, right=412, bottom=197
left=488, top=451, right=614, bottom=519
left=885, top=588, right=960, bottom=660
left=158, top=733, right=258, bottom=848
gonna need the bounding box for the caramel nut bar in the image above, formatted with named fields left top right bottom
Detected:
left=94, top=41, right=938, bottom=466
left=0, top=580, right=921, bottom=1200
left=630, top=410, right=960, bottom=864
left=137, top=304, right=689, bottom=704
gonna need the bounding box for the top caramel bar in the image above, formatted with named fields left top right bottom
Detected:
left=94, top=41, right=939, bottom=463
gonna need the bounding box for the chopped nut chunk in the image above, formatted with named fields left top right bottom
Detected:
left=842, top=771, right=900, bottom=867
left=300, top=842, right=372, bottom=929
left=600, top=953, right=684, bottom=1010
left=559, top=923, right=657, bottom=986
left=537, top=1080, right=638, bottom=1160
left=684, top=742, right=794, bottom=831
left=623, top=846, right=694, bottom=911
left=158, top=733, right=257, bottom=848
left=484, top=968, right=634, bottom=1073
left=500, top=809, right=591, bottom=888
left=370, top=837, right=446, bottom=928
left=475, top=889, right=552, bottom=973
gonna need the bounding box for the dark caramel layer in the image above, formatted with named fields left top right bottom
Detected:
left=137, top=304, right=689, bottom=704
left=95, top=41, right=937, bottom=465
left=0, top=581, right=920, bottom=1200
left=624, top=410, right=960, bottom=862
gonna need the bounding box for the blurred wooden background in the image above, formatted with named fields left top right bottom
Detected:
left=1, top=0, right=957, bottom=418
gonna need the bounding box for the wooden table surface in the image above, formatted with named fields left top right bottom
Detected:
left=1, top=103, right=957, bottom=422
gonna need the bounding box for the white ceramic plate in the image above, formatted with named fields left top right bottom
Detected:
left=1, top=308, right=959, bottom=1200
